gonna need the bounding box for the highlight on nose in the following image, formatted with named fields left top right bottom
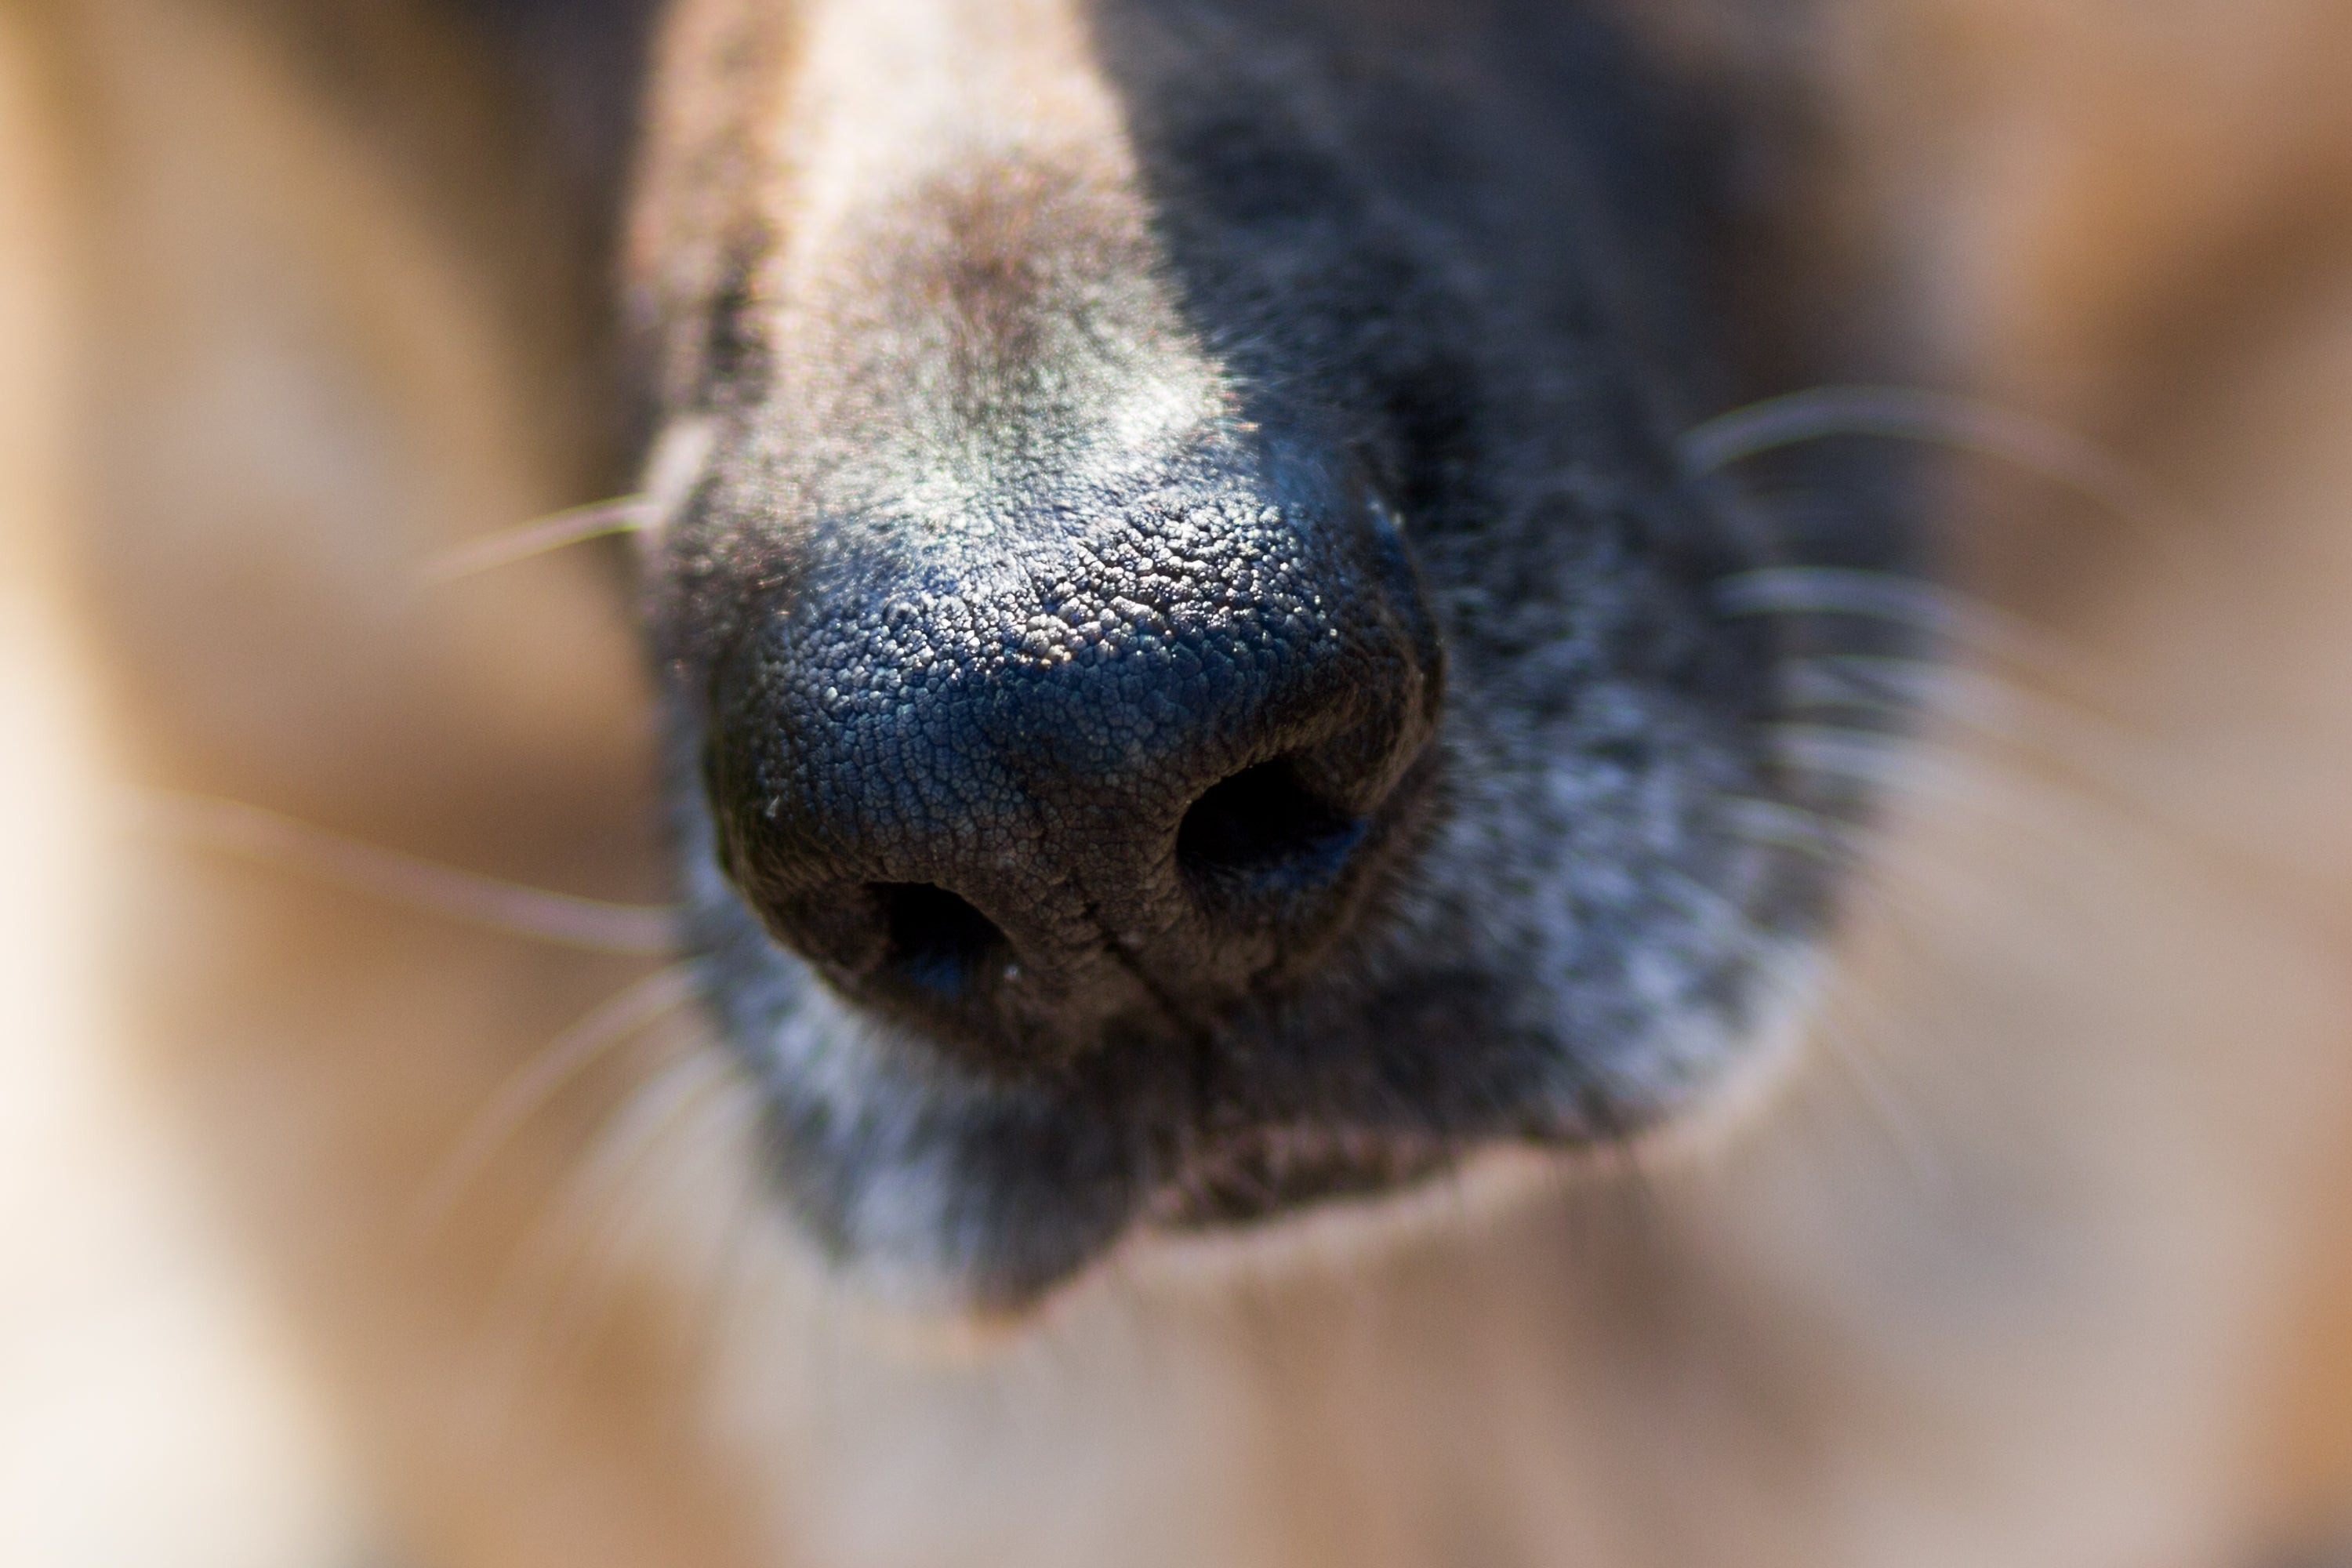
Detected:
left=700, top=470, right=1443, bottom=1068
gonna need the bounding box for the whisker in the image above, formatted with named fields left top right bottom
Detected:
left=1679, top=383, right=2178, bottom=534
left=126, top=789, right=680, bottom=954
left=1772, top=655, right=2201, bottom=838
left=1718, top=566, right=2091, bottom=685
left=675, top=1100, right=778, bottom=1408
left=419, top=495, right=652, bottom=583
left=470, top=1044, right=738, bottom=1422
left=1779, top=653, right=2099, bottom=748
left=1806, top=996, right=1951, bottom=1198
left=1750, top=720, right=2227, bottom=983
left=1719, top=565, right=1958, bottom=636
left=1720, top=795, right=1866, bottom=866
left=1729, top=771, right=2150, bottom=1168
left=1760, top=724, right=2121, bottom=863
left=1781, top=654, right=1938, bottom=717
left=1767, top=724, right=1924, bottom=789
left=409, top=961, right=706, bottom=1238
left=1715, top=793, right=2094, bottom=1197
left=1643, top=866, right=1951, bottom=1196
left=539, top=1071, right=759, bottom=1384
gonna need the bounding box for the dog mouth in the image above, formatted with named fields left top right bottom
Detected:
left=1144, top=1124, right=1462, bottom=1231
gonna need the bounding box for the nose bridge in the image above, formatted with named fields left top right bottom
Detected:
left=775, top=0, right=1223, bottom=456
left=789, top=0, right=1142, bottom=227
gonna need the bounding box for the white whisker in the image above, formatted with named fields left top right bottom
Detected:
left=1781, top=654, right=1940, bottom=716
left=1720, top=795, right=1866, bottom=866
left=420, top=495, right=652, bottom=583
left=410, top=962, right=705, bottom=1238
left=1767, top=724, right=1922, bottom=788
left=1761, top=724, right=2114, bottom=858
left=674, top=1092, right=777, bottom=1408
left=1680, top=384, right=2177, bottom=535
left=1807, top=997, right=1951, bottom=1198
left=1772, top=657, right=2205, bottom=843
left=126, top=789, right=680, bottom=954
left=470, top=1046, right=739, bottom=1419
left=539, top=1070, right=758, bottom=1381
left=1718, top=566, right=2085, bottom=684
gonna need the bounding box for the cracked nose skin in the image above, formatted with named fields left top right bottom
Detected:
left=702, top=445, right=1443, bottom=1070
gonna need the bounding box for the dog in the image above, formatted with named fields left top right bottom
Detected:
left=9, top=0, right=2352, bottom=1563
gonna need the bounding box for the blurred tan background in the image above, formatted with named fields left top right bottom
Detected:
left=0, top=10, right=359, bottom=1559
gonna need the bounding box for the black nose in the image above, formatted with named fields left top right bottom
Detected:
left=700, top=456, right=1443, bottom=1067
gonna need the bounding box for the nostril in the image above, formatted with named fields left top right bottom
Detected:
left=1178, top=757, right=1367, bottom=898
left=873, top=883, right=1007, bottom=1000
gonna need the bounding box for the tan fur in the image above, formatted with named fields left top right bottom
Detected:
left=10, top=1, right=2352, bottom=1563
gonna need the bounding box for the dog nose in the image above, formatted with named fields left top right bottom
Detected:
left=701, top=467, right=1443, bottom=1067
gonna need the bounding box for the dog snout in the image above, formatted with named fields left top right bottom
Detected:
left=699, top=463, right=1443, bottom=1069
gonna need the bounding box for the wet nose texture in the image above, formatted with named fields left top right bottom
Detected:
left=702, top=458, right=1443, bottom=1073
